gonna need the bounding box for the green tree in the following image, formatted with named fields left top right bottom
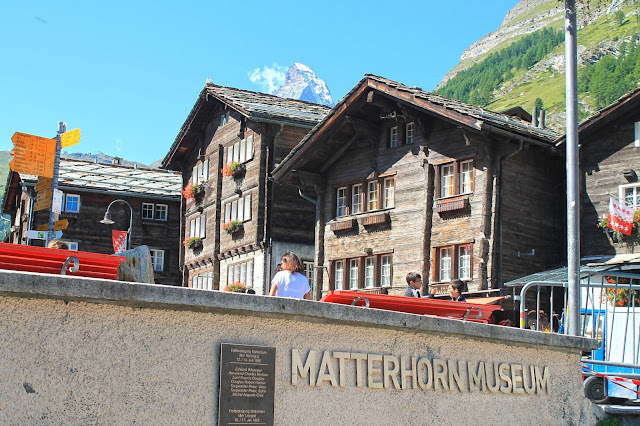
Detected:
left=615, top=9, right=626, bottom=26
left=534, top=98, right=544, bottom=109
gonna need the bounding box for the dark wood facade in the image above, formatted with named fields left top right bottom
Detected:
left=274, top=75, right=566, bottom=297
left=557, top=88, right=640, bottom=257
left=1, top=159, right=182, bottom=285
left=162, top=82, right=329, bottom=294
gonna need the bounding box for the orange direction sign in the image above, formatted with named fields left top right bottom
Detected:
left=36, top=188, right=52, bottom=202
left=33, top=197, right=52, bottom=212
left=36, top=223, right=48, bottom=232
left=53, top=219, right=69, bottom=231
left=11, top=132, right=55, bottom=152
left=35, top=177, right=53, bottom=192
left=61, top=128, right=81, bottom=148
left=10, top=132, right=56, bottom=178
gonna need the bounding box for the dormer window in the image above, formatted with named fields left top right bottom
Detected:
left=405, top=122, right=415, bottom=144
left=220, top=111, right=230, bottom=127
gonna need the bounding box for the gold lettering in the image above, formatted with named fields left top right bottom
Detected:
left=351, top=352, right=367, bottom=388
left=486, top=362, right=500, bottom=393
left=448, top=359, right=464, bottom=392
left=383, top=355, right=400, bottom=389
left=523, top=365, right=536, bottom=395
left=433, top=358, right=449, bottom=391
left=417, top=357, right=432, bottom=390
left=291, top=349, right=315, bottom=386
left=367, top=354, right=384, bottom=389
left=535, top=366, right=550, bottom=394
left=511, top=364, right=525, bottom=394
left=316, top=351, right=338, bottom=387
left=400, top=356, right=418, bottom=390
left=333, top=352, right=350, bottom=388
left=499, top=363, right=512, bottom=394
left=467, top=361, right=486, bottom=392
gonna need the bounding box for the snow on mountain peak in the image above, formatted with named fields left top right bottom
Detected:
left=273, top=63, right=334, bottom=107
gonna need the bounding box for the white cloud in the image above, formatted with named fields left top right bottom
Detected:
left=248, top=64, right=287, bottom=94
left=115, top=138, right=123, bottom=154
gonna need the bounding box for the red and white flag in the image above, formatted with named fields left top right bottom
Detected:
left=112, top=230, right=128, bottom=254
left=608, top=197, right=634, bottom=236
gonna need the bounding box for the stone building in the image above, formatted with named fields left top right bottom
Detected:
left=161, top=81, right=329, bottom=294
left=273, top=74, right=565, bottom=297
left=2, top=158, right=182, bottom=285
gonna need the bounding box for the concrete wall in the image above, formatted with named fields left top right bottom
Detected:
left=0, top=270, right=602, bottom=425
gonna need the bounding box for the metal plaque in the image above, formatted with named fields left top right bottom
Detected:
left=218, top=343, right=276, bottom=426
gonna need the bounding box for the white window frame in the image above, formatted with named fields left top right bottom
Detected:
left=334, top=260, right=344, bottom=290
left=460, top=160, right=473, bottom=195
left=189, top=214, right=206, bottom=238
left=193, top=272, right=214, bottom=290
left=367, top=181, right=378, bottom=211
left=389, top=126, right=398, bottom=148
left=224, top=193, right=252, bottom=223
left=142, top=203, right=155, bottom=220
left=226, top=134, right=254, bottom=165
left=620, top=183, right=640, bottom=209
left=192, top=160, right=209, bottom=184
left=227, top=259, right=253, bottom=287
left=458, top=245, right=471, bottom=280
left=349, top=259, right=359, bottom=289
left=352, top=184, right=363, bottom=214
left=440, top=164, right=455, bottom=198
left=405, top=122, right=414, bottom=144
left=155, top=204, right=168, bottom=221
left=336, top=187, right=347, bottom=217
left=364, top=257, right=375, bottom=288
left=381, top=255, right=392, bottom=287
left=150, top=249, right=165, bottom=272
left=439, top=247, right=452, bottom=282
left=64, top=194, right=81, bottom=213
left=383, top=177, right=395, bottom=209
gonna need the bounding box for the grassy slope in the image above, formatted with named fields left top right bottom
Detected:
left=444, top=2, right=640, bottom=130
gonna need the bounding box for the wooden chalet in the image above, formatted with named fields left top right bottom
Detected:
left=161, top=81, right=330, bottom=294
left=273, top=74, right=566, bottom=298
left=2, top=158, right=182, bottom=285
left=556, top=87, right=640, bottom=259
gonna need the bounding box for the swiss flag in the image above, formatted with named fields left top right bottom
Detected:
left=112, top=230, right=128, bottom=254
left=608, top=197, right=634, bottom=236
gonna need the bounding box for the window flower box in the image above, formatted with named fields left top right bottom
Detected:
left=330, top=218, right=356, bottom=232
left=223, top=220, right=243, bottom=234
left=221, top=162, right=245, bottom=178
left=362, top=212, right=389, bottom=226
left=183, top=184, right=205, bottom=200
left=435, top=196, right=469, bottom=213
left=183, top=236, right=202, bottom=249
left=224, top=281, right=246, bottom=293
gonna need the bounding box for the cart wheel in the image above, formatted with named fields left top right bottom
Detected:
left=584, top=376, right=607, bottom=403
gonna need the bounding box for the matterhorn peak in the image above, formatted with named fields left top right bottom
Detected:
left=273, top=63, right=334, bottom=107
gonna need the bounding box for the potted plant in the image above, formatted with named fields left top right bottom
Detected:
left=183, top=236, right=202, bottom=249
left=183, top=184, right=202, bottom=200
left=597, top=209, right=640, bottom=243
left=223, top=220, right=243, bottom=234
left=221, top=161, right=245, bottom=178
left=224, top=281, right=246, bottom=293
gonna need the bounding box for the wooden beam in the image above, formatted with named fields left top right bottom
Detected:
left=319, top=132, right=361, bottom=173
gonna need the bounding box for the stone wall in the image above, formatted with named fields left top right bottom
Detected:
left=0, top=271, right=602, bottom=425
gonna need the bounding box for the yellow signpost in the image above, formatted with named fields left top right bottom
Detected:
left=33, top=197, right=52, bottom=212
left=35, top=177, right=53, bottom=192
left=36, top=219, right=68, bottom=232
left=60, top=128, right=81, bottom=148
left=9, top=132, right=56, bottom=178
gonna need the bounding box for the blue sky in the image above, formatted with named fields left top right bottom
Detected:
left=0, top=0, right=519, bottom=166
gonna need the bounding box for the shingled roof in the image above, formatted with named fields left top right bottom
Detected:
left=162, top=82, right=330, bottom=169
left=19, top=159, right=182, bottom=200
left=272, top=74, right=560, bottom=181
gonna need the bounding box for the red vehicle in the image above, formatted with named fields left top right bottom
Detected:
left=320, top=290, right=503, bottom=324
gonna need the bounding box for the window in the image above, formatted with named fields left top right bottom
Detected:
left=228, top=259, right=254, bottom=288
left=434, top=243, right=473, bottom=283
left=364, top=257, right=375, bottom=288
left=635, top=122, right=640, bottom=148
left=226, top=134, right=254, bottom=165
left=405, top=122, right=415, bottom=144
left=336, top=187, right=347, bottom=217
left=621, top=184, right=640, bottom=209
left=334, top=260, right=344, bottom=290
left=334, top=174, right=397, bottom=218
left=224, top=193, right=252, bottom=223
left=352, top=184, right=363, bottom=214
left=389, top=126, right=399, bottom=148
left=64, top=194, right=80, bottom=213
left=150, top=249, right=165, bottom=272
left=381, top=255, right=392, bottom=286
left=142, top=203, right=168, bottom=221
left=189, top=214, right=206, bottom=238
left=437, top=159, right=474, bottom=198
left=383, top=177, right=395, bottom=209
left=304, top=261, right=315, bottom=291
left=193, top=272, right=214, bottom=290
left=220, top=111, right=230, bottom=127
left=367, top=181, right=378, bottom=211
left=349, top=259, right=359, bottom=289
left=192, top=160, right=209, bottom=184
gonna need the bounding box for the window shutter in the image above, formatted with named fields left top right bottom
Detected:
left=246, top=261, right=253, bottom=288
left=244, top=193, right=251, bottom=221
left=231, top=200, right=238, bottom=220
left=194, top=216, right=201, bottom=237
left=233, top=142, right=240, bottom=163
left=225, top=204, right=231, bottom=222
left=239, top=139, right=246, bottom=163
left=192, top=165, right=197, bottom=184
left=203, top=159, right=209, bottom=181
left=247, top=134, right=254, bottom=160
left=237, top=198, right=244, bottom=222
left=200, top=214, right=206, bottom=238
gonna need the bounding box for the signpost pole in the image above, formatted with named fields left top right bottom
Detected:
left=46, top=122, right=65, bottom=246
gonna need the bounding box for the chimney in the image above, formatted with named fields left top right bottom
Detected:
left=531, top=106, right=539, bottom=127
left=112, top=157, right=122, bottom=166
left=538, top=109, right=546, bottom=129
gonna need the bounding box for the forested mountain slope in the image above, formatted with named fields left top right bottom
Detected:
left=436, top=0, right=640, bottom=130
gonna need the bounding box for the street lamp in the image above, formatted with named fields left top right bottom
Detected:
left=100, top=199, right=133, bottom=250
